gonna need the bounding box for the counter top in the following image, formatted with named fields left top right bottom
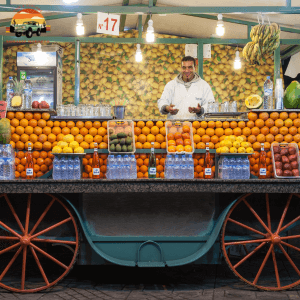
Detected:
left=1, top=178, right=300, bottom=194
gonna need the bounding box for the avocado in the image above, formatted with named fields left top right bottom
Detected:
left=127, top=145, right=133, bottom=152
left=127, top=132, right=133, bottom=137
left=120, top=138, right=126, bottom=145
left=125, top=137, right=132, bottom=145
left=116, top=144, right=122, bottom=152
left=122, top=145, right=127, bottom=152
left=117, top=132, right=127, bottom=138
left=110, top=139, right=119, bottom=145
left=110, top=134, right=118, bottom=140
left=110, top=144, right=115, bottom=152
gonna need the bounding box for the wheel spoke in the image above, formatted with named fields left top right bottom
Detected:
left=281, top=234, right=300, bottom=241
left=29, top=198, right=55, bottom=236
left=271, top=247, right=280, bottom=288
left=31, top=238, right=76, bottom=245
left=0, top=236, right=19, bottom=240
left=266, top=194, right=271, bottom=230
left=228, top=218, right=266, bottom=237
left=30, top=217, right=72, bottom=240
left=224, top=238, right=271, bottom=246
left=280, top=215, right=300, bottom=233
left=4, top=195, right=25, bottom=234
left=0, top=242, right=21, bottom=256
left=30, top=246, right=49, bottom=286
left=281, top=241, right=300, bottom=253
left=24, top=194, right=31, bottom=235
left=21, top=246, right=27, bottom=290
left=233, top=242, right=267, bottom=269
left=253, top=244, right=273, bottom=285
left=0, top=220, right=22, bottom=239
left=278, top=244, right=300, bottom=277
left=276, top=194, right=292, bottom=234
left=242, top=245, right=249, bottom=255
left=0, top=246, right=23, bottom=281
left=242, top=198, right=272, bottom=235
left=30, top=243, right=68, bottom=270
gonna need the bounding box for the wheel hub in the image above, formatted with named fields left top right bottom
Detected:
left=20, top=235, right=31, bottom=246
left=271, top=234, right=281, bottom=245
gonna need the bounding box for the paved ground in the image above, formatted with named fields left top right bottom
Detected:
left=1, top=263, right=300, bottom=300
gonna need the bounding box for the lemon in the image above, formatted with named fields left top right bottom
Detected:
left=236, top=136, right=244, bottom=143
left=246, top=147, right=254, bottom=154
left=69, top=141, right=79, bottom=149
left=216, top=148, right=221, bottom=154
left=74, top=146, right=84, bottom=153
left=220, top=140, right=226, bottom=147
left=238, top=147, right=246, bottom=153
left=233, top=141, right=241, bottom=148
left=52, top=146, right=62, bottom=153
left=241, top=142, right=250, bottom=148
left=229, top=135, right=235, bottom=142
left=57, top=141, right=68, bottom=148
left=230, top=147, right=237, bottom=153
left=62, top=146, right=73, bottom=153
left=224, top=141, right=232, bottom=148
left=63, top=134, right=74, bottom=143
left=222, top=146, right=229, bottom=153
left=224, top=136, right=230, bottom=141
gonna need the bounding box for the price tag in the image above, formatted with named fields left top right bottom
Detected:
left=20, top=71, right=27, bottom=81
left=0, top=101, right=7, bottom=119
left=205, top=168, right=212, bottom=176
left=26, top=168, right=33, bottom=176
left=93, top=168, right=100, bottom=175
left=97, top=12, right=120, bottom=36
left=259, top=168, right=267, bottom=176
left=149, top=167, right=156, bottom=175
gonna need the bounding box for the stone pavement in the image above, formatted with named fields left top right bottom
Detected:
left=0, top=263, right=300, bottom=299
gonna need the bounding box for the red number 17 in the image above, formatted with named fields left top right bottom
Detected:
left=104, top=17, right=118, bottom=31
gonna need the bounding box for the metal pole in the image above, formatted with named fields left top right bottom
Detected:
left=198, top=41, right=203, bottom=78
left=0, top=35, right=3, bottom=100
left=274, top=45, right=280, bottom=85
left=138, top=15, right=142, bottom=43
left=74, top=39, right=80, bottom=106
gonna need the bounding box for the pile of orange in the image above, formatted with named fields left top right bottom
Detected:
left=82, top=153, right=107, bottom=178
left=193, top=153, right=215, bottom=179
left=15, top=150, right=53, bottom=179
left=166, top=124, right=193, bottom=153
left=249, top=151, right=273, bottom=178
left=136, top=153, right=166, bottom=178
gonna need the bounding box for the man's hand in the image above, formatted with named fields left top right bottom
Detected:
left=188, top=103, right=201, bottom=114
left=166, top=104, right=179, bottom=115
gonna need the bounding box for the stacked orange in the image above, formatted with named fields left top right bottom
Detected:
left=193, top=153, right=215, bottom=179
left=82, top=153, right=107, bottom=179
left=166, top=124, right=193, bottom=153
left=249, top=151, right=273, bottom=178
left=134, top=121, right=166, bottom=150
left=136, top=153, right=166, bottom=178
left=15, top=150, right=53, bottom=179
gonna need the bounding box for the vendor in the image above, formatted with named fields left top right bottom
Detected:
left=157, top=56, right=215, bottom=119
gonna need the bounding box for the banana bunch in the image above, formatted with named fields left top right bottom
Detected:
left=243, top=23, right=280, bottom=65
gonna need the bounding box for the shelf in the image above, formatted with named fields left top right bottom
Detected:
left=51, top=153, right=86, bottom=157
left=204, top=112, right=246, bottom=117
left=51, top=116, right=113, bottom=121
left=84, top=149, right=216, bottom=154
left=251, top=109, right=300, bottom=112
left=8, top=109, right=56, bottom=114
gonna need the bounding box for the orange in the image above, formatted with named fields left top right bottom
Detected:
left=253, top=142, right=261, bottom=151
left=156, top=121, right=164, bottom=128
left=43, top=127, right=51, bottom=135
left=174, top=132, right=182, bottom=140
left=242, top=127, right=251, bottom=136
left=200, top=121, right=208, bottom=128
left=155, top=134, right=165, bottom=143
left=238, top=121, right=245, bottom=129
left=11, top=126, right=15, bottom=134
left=279, top=126, right=288, bottom=136
left=184, top=145, right=193, bottom=152
left=230, top=121, right=237, bottom=129
left=67, top=121, right=75, bottom=129
left=265, top=134, right=274, bottom=143
left=197, top=128, right=206, bottom=136
left=176, top=138, right=184, bottom=146
left=284, top=134, right=293, bottom=143
left=58, top=121, right=66, bottom=128
left=284, top=118, right=293, bottom=128
left=11, top=118, right=20, bottom=127
left=154, top=142, right=160, bottom=149
left=94, top=135, right=102, bottom=144
left=29, top=134, right=38, bottom=144
left=15, top=112, right=25, bottom=120
left=20, top=134, right=29, bottom=143
left=169, top=127, right=177, bottom=135
left=46, top=120, right=53, bottom=128
left=206, top=128, right=214, bottom=137
left=193, top=134, right=201, bottom=144
left=246, top=120, right=254, bottom=129
left=168, top=145, right=176, bottom=152
left=255, top=119, right=264, bottom=129
left=279, top=112, right=288, bottom=120
left=7, top=112, right=14, bottom=119
left=80, top=142, right=89, bottom=149
left=103, top=135, right=108, bottom=143
left=16, top=141, right=25, bottom=150
left=47, top=133, right=56, bottom=143
left=259, top=112, right=269, bottom=121
left=196, top=142, right=205, bottom=149
left=248, top=112, right=258, bottom=121
left=56, top=133, right=65, bottom=142
left=192, top=121, right=200, bottom=129
left=233, top=128, right=242, bottom=136
left=210, top=135, right=219, bottom=144
left=223, top=121, right=230, bottom=129
left=89, top=127, right=98, bottom=137
left=161, top=142, right=166, bottom=149
left=275, top=119, right=284, bottom=128
left=275, top=134, right=284, bottom=143
left=257, top=134, right=266, bottom=143
left=176, top=145, right=184, bottom=152
left=37, top=119, right=46, bottom=128
left=202, top=135, right=210, bottom=143
left=98, top=127, right=107, bottom=136
left=215, top=121, right=222, bottom=128
left=79, top=127, right=88, bottom=136
left=151, top=126, right=160, bottom=135
left=137, top=121, right=145, bottom=129
left=85, top=121, right=93, bottom=129
left=248, top=135, right=257, bottom=144
left=50, top=126, right=61, bottom=135
left=70, top=127, right=80, bottom=136
left=102, top=121, right=108, bottom=129
left=76, top=121, right=84, bottom=129
left=138, top=134, right=147, bottom=144
left=215, top=128, right=224, bottom=137
left=43, top=141, right=52, bottom=151
left=207, top=121, right=215, bottom=128
left=28, top=119, right=37, bottom=128
left=142, top=127, right=150, bottom=135
left=24, top=126, right=33, bottom=135
left=143, top=142, right=151, bottom=149
left=167, top=133, right=174, bottom=140
left=62, top=127, right=70, bottom=135
left=293, top=134, right=300, bottom=143
left=20, top=119, right=28, bottom=128
left=270, top=112, right=279, bottom=120
left=41, top=112, right=50, bottom=120
left=134, top=127, right=142, bottom=135
left=146, top=134, right=155, bottom=143
left=90, top=121, right=100, bottom=129
left=11, top=133, right=20, bottom=143
left=265, top=118, right=275, bottom=128
left=294, top=119, right=300, bottom=128
left=289, top=126, right=297, bottom=136
left=270, top=126, right=279, bottom=136
left=289, top=112, right=298, bottom=120
left=40, top=164, right=48, bottom=173
left=84, top=134, right=94, bottom=143
left=224, top=128, right=233, bottom=136
left=260, top=126, right=270, bottom=136
left=146, top=121, right=154, bottom=128
left=38, top=134, right=47, bottom=143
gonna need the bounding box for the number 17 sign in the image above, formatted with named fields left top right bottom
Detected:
left=97, top=12, right=120, bottom=36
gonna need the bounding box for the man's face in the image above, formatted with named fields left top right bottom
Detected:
left=181, top=60, right=195, bottom=82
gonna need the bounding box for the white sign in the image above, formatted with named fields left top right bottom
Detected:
left=97, top=12, right=120, bottom=36
left=184, top=44, right=211, bottom=59
left=203, top=44, right=211, bottom=59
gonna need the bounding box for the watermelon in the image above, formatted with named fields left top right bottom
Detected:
left=283, top=81, right=300, bottom=109
left=0, top=118, right=11, bottom=144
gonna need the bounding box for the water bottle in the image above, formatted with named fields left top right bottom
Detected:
left=0, top=157, right=4, bottom=180
left=123, top=155, right=130, bottom=179
left=187, top=154, right=194, bottom=179
left=242, top=157, right=250, bottom=179
left=275, top=78, right=284, bottom=110
left=116, top=155, right=122, bottom=179
left=180, top=154, right=186, bottom=179
left=218, top=157, right=223, bottom=179
left=129, top=155, right=137, bottom=179
left=67, top=157, right=74, bottom=179
left=74, top=157, right=81, bottom=179
left=6, top=77, right=14, bottom=108
left=106, top=155, right=113, bottom=179
left=174, top=155, right=180, bottom=179
left=53, top=156, right=61, bottom=179
left=24, top=77, right=32, bottom=109
left=222, top=157, right=229, bottom=179
left=263, top=76, right=273, bottom=110
left=60, top=156, right=67, bottom=179
left=236, top=157, right=242, bottom=179
left=3, top=158, right=10, bottom=179
left=109, top=155, right=117, bottom=179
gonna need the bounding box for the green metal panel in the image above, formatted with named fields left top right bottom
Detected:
left=137, top=15, right=142, bottom=43
left=274, top=46, right=281, bottom=85
left=281, top=45, right=300, bottom=60
left=74, top=40, right=80, bottom=106
left=198, top=41, right=203, bottom=78
left=119, top=0, right=130, bottom=32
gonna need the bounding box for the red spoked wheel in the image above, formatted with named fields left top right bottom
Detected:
left=222, top=193, right=300, bottom=291
left=0, top=193, right=79, bottom=293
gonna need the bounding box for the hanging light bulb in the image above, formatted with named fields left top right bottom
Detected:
left=216, top=14, right=225, bottom=37
left=234, top=50, right=242, bottom=69
left=35, top=43, right=46, bottom=64
left=76, top=13, right=85, bottom=35
left=146, top=19, right=155, bottom=43
left=135, top=44, right=143, bottom=62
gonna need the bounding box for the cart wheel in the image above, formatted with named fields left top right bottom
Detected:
left=222, top=193, right=300, bottom=291
left=0, top=193, right=79, bottom=293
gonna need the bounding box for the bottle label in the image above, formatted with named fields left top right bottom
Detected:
left=26, top=168, right=33, bottom=176
left=260, top=168, right=267, bottom=176
left=93, top=168, right=100, bottom=175
left=264, top=88, right=272, bottom=96
left=149, top=167, right=156, bottom=175
left=205, top=168, right=212, bottom=176
left=206, top=147, right=209, bottom=151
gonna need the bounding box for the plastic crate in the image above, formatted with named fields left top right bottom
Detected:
left=107, top=120, right=135, bottom=154
left=165, top=120, right=194, bottom=155
left=271, top=143, right=300, bottom=178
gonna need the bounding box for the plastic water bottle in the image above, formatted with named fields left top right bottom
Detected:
left=123, top=155, right=130, bottom=179
left=6, top=77, right=14, bottom=108
left=218, top=157, right=223, bottom=179
left=187, top=154, right=194, bottom=179
left=222, top=157, right=229, bottom=179
left=236, top=157, right=242, bottom=179
left=53, top=156, right=61, bottom=179
left=242, top=157, right=250, bottom=179
left=67, top=157, right=74, bottom=179
left=108, top=155, right=117, bottom=179
left=116, top=155, right=122, bottom=179
left=24, top=77, right=32, bottom=109
left=74, top=157, right=81, bottom=179
left=181, top=154, right=186, bottom=179
left=129, top=155, right=137, bottom=179
left=60, top=157, right=67, bottom=179
left=0, top=157, right=4, bottom=180
left=275, top=78, right=284, bottom=110
left=174, top=155, right=180, bottom=179
left=263, top=76, right=273, bottom=110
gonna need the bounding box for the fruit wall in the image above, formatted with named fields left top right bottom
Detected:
left=8, top=110, right=300, bottom=179
left=2, top=30, right=284, bottom=119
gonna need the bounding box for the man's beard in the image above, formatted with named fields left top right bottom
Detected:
left=183, top=73, right=194, bottom=82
